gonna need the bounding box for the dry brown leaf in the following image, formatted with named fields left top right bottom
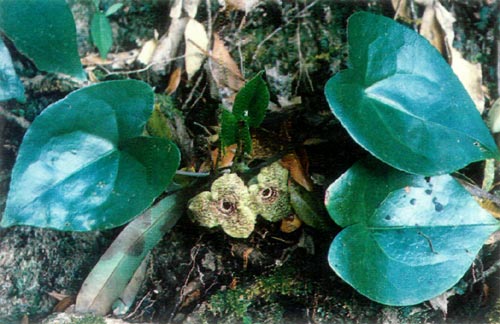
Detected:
left=280, top=152, right=314, bottom=192
left=170, top=0, right=183, bottom=18
left=210, top=143, right=237, bottom=169
left=280, top=214, right=302, bottom=233
left=166, top=67, right=182, bottom=94
left=429, top=289, right=456, bottom=317
left=184, top=0, right=201, bottom=18
left=420, top=3, right=449, bottom=60
left=224, top=0, right=259, bottom=13
left=48, top=291, right=71, bottom=301
left=184, top=18, right=209, bottom=80
left=81, top=53, right=112, bottom=66
left=487, top=98, right=500, bottom=133
left=137, top=38, right=158, bottom=65
left=109, top=50, right=139, bottom=69
left=151, top=17, right=188, bottom=73
left=392, top=0, right=411, bottom=20
left=53, top=296, right=76, bottom=313
left=451, top=48, right=485, bottom=113
left=210, top=33, right=245, bottom=91
left=419, top=1, right=485, bottom=113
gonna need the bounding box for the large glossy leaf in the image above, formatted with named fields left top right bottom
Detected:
left=1, top=80, right=180, bottom=231
left=324, top=12, right=498, bottom=176
left=0, top=0, right=85, bottom=80
left=325, top=159, right=500, bottom=306
left=75, top=191, right=187, bottom=315
left=0, top=37, right=24, bottom=102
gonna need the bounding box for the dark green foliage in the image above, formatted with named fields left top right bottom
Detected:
left=220, top=72, right=269, bottom=154
left=0, top=0, right=85, bottom=79
left=2, top=80, right=180, bottom=231
left=325, top=158, right=500, bottom=306
left=90, top=11, right=113, bottom=59
left=324, top=12, right=499, bottom=176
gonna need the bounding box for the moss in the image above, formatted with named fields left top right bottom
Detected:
left=206, top=265, right=312, bottom=323
left=488, top=297, right=500, bottom=324
left=70, top=315, right=106, bottom=324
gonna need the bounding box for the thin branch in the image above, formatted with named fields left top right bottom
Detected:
left=97, top=54, right=187, bottom=76
left=251, top=0, right=320, bottom=62
left=0, top=106, right=30, bottom=129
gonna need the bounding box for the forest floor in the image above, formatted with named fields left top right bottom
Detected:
left=1, top=1, right=500, bottom=323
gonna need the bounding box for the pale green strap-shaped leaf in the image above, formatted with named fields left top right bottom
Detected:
left=75, top=191, right=187, bottom=315
left=112, top=255, right=148, bottom=316
left=0, top=0, right=85, bottom=79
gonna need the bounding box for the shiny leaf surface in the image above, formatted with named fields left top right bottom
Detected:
left=324, top=12, right=498, bottom=175
left=325, top=159, right=500, bottom=305
left=0, top=0, right=85, bottom=79
left=2, top=80, right=180, bottom=231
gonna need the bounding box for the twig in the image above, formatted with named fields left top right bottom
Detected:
left=295, top=16, right=314, bottom=93
left=180, top=71, right=205, bottom=111
left=98, top=55, right=187, bottom=76
left=482, top=259, right=500, bottom=279
left=251, top=0, right=320, bottom=62
left=417, top=231, right=438, bottom=254
left=0, top=106, right=30, bottom=129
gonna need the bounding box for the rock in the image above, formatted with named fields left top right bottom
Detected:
left=0, top=227, right=110, bottom=322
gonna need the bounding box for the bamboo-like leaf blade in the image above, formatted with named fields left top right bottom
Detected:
left=75, top=192, right=187, bottom=315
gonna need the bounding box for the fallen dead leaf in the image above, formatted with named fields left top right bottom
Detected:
left=184, top=0, right=201, bottom=18
left=81, top=53, right=112, bottom=66
left=429, top=289, right=456, bottom=317
left=280, top=214, right=302, bottom=233
left=53, top=295, right=76, bottom=313
left=418, top=1, right=485, bottom=113
left=224, top=0, right=260, bottom=13
left=420, top=2, right=449, bottom=60
left=280, top=152, right=314, bottom=192
left=166, top=67, right=182, bottom=94
left=151, top=17, right=188, bottom=73
left=137, top=38, right=158, bottom=65
left=211, top=143, right=237, bottom=169
left=487, top=98, right=500, bottom=133
left=184, top=18, right=209, bottom=80
left=210, top=33, right=245, bottom=91
left=392, top=0, right=411, bottom=20
left=451, top=48, right=485, bottom=113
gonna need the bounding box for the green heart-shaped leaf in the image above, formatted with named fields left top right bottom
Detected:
left=2, top=80, right=180, bottom=231
left=233, top=71, right=269, bottom=128
left=325, top=159, right=500, bottom=306
left=0, top=0, right=85, bottom=79
left=324, top=12, right=499, bottom=176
